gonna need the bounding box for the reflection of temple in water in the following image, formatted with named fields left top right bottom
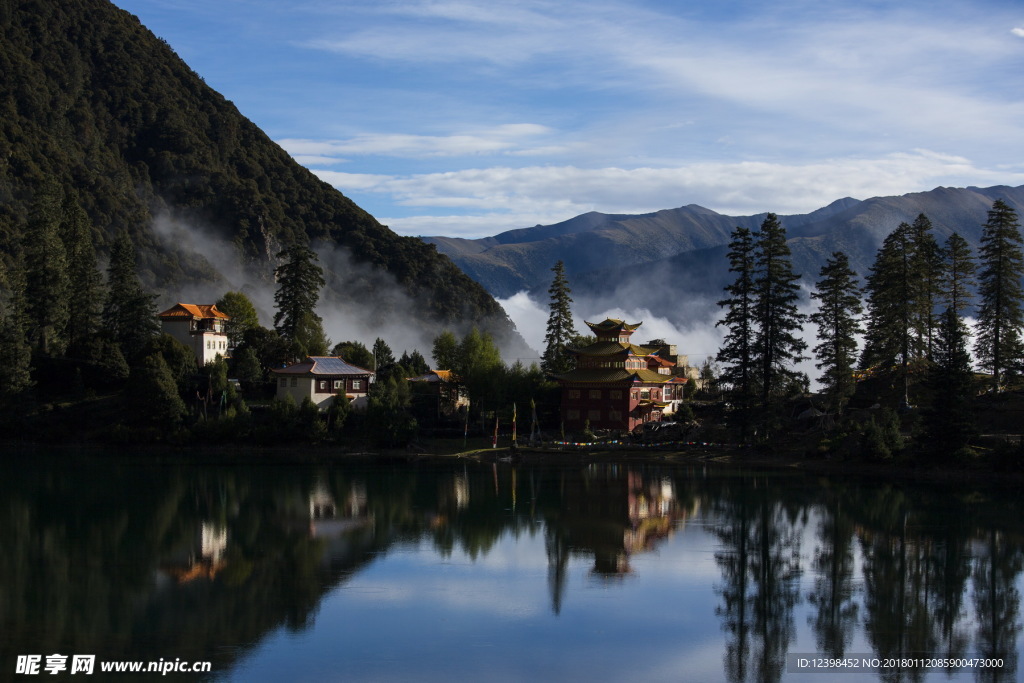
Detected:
left=161, top=521, right=229, bottom=583
left=546, top=466, right=698, bottom=612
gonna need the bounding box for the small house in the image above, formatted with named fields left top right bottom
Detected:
left=271, top=356, right=374, bottom=411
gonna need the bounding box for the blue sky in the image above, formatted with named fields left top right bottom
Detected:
left=112, top=0, right=1024, bottom=239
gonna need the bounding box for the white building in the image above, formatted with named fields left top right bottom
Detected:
left=158, top=303, right=231, bottom=367
left=271, top=356, right=374, bottom=411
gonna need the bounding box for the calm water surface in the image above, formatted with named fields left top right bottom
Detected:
left=1, top=451, right=1021, bottom=682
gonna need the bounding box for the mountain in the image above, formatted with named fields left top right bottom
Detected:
left=0, top=0, right=522, bottom=353
left=424, top=186, right=1024, bottom=314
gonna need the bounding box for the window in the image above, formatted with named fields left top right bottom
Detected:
left=589, top=389, right=601, bottom=399
left=640, top=389, right=651, bottom=400
left=279, top=378, right=286, bottom=387
left=334, top=380, right=343, bottom=390
left=568, top=389, right=581, bottom=399
left=609, top=390, right=622, bottom=400
left=319, top=381, right=327, bottom=391
left=608, top=410, right=622, bottom=422
left=352, top=380, right=362, bottom=390
left=587, top=409, right=601, bottom=422
left=567, top=409, right=580, bottom=420
left=291, top=378, right=297, bottom=387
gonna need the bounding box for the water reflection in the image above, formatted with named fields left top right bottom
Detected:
left=0, top=454, right=1022, bottom=682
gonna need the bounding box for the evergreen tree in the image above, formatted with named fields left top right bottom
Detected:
left=910, top=214, right=943, bottom=358
left=216, top=290, right=260, bottom=347
left=918, top=308, right=975, bottom=461
left=233, top=346, right=264, bottom=385
left=0, top=255, right=33, bottom=402
left=751, top=214, right=806, bottom=407
left=101, top=232, right=158, bottom=361
left=126, top=352, right=187, bottom=425
left=940, top=232, right=976, bottom=319
left=372, top=337, right=397, bottom=381
left=273, top=243, right=326, bottom=342
left=59, top=191, right=102, bottom=355
left=716, top=226, right=757, bottom=404
left=810, top=252, right=862, bottom=413
left=399, top=349, right=430, bottom=376
left=974, top=200, right=1024, bottom=392
left=861, top=223, right=918, bottom=402
left=22, top=184, right=69, bottom=355
left=432, top=330, right=458, bottom=371
left=541, top=260, right=578, bottom=375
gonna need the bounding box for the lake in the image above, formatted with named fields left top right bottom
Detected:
left=1, top=451, right=1021, bottom=682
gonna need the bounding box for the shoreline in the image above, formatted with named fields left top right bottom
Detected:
left=6, top=440, right=1021, bottom=488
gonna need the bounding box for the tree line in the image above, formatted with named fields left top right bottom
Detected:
left=714, top=199, right=1023, bottom=462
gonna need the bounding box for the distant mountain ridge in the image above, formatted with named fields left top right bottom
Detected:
left=0, top=0, right=522, bottom=352
left=424, top=186, right=1024, bottom=308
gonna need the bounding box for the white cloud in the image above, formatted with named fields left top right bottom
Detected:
left=1013, top=27, right=1024, bottom=37
left=278, top=124, right=555, bottom=160
left=310, top=151, right=1024, bottom=237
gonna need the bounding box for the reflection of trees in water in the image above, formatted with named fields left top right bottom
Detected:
left=807, top=496, right=858, bottom=658
left=3, top=456, right=1024, bottom=682
left=713, top=475, right=803, bottom=683
left=972, top=529, right=1022, bottom=683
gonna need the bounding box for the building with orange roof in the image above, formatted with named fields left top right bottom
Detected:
left=157, top=303, right=230, bottom=366
left=555, top=318, right=688, bottom=434
left=408, top=369, right=469, bottom=418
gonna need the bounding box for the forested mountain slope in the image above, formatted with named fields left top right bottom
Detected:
left=0, top=0, right=518, bottom=347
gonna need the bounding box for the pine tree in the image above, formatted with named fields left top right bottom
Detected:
left=59, top=191, right=103, bottom=356
left=861, top=223, right=918, bottom=402
left=716, top=226, right=757, bottom=405
left=919, top=308, right=975, bottom=460
left=23, top=184, right=69, bottom=355
left=941, top=232, right=976, bottom=319
left=273, top=243, right=326, bottom=342
left=751, top=214, right=806, bottom=407
left=974, top=200, right=1024, bottom=392
left=101, top=232, right=158, bottom=361
left=0, top=255, right=33, bottom=402
left=910, top=214, right=943, bottom=358
left=810, top=252, right=862, bottom=413
left=541, top=260, right=578, bottom=375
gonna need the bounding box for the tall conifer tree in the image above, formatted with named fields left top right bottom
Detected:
left=23, top=183, right=69, bottom=355
left=716, top=226, right=757, bottom=405
left=810, top=252, right=862, bottom=413
left=919, top=308, right=975, bottom=460
left=974, top=199, right=1024, bottom=392
left=940, top=232, right=976, bottom=319
left=0, top=255, right=33, bottom=402
left=910, top=214, right=943, bottom=358
left=751, top=213, right=806, bottom=407
left=60, top=192, right=103, bottom=355
left=102, top=231, right=158, bottom=361
left=273, top=243, right=326, bottom=345
left=541, top=260, right=577, bottom=375
left=861, top=223, right=918, bottom=402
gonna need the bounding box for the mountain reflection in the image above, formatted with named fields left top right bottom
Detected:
left=1, top=454, right=1022, bottom=681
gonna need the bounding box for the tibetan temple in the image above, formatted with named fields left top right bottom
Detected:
left=555, top=318, right=688, bottom=433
